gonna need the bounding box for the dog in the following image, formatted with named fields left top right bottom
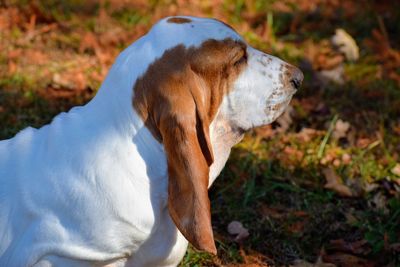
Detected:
left=0, top=16, right=303, bottom=266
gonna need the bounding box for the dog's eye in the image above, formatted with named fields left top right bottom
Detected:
left=234, top=52, right=247, bottom=66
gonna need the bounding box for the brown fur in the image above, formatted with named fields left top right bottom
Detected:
left=167, top=17, right=192, bottom=24
left=132, top=38, right=247, bottom=254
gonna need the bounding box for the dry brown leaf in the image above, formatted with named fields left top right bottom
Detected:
left=292, top=210, right=309, bottom=217
left=25, top=50, right=48, bottom=65
left=290, top=258, right=336, bottom=267
left=317, top=64, right=345, bottom=85
left=344, top=211, right=358, bottom=224
left=79, top=32, right=100, bottom=54
left=254, top=125, right=275, bottom=139
left=393, top=123, right=400, bottom=136
left=287, top=221, right=306, bottom=234
left=341, top=153, right=352, bottom=165
left=316, top=53, right=344, bottom=70
left=322, top=252, right=375, bottom=267
left=332, top=119, right=351, bottom=140
left=259, top=205, right=286, bottom=219
left=8, top=61, right=17, bottom=74
left=331, top=29, right=359, bottom=61
left=391, top=163, right=400, bottom=176
left=297, top=128, right=321, bottom=142
left=322, top=168, right=353, bottom=197
left=52, top=71, right=87, bottom=91
left=227, top=221, right=249, bottom=242
left=328, top=239, right=371, bottom=255
left=356, top=138, right=372, bottom=149
left=296, top=96, right=324, bottom=114
left=283, top=146, right=304, bottom=161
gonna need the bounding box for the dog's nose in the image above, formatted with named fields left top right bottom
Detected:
left=289, top=67, right=304, bottom=90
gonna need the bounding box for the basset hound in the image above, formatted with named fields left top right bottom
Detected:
left=0, top=16, right=303, bottom=266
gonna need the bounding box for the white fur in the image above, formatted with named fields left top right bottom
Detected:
left=0, top=16, right=297, bottom=267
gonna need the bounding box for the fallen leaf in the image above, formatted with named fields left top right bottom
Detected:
left=341, top=153, right=352, bottom=165
left=234, top=247, right=272, bottom=267
left=52, top=71, right=87, bottom=91
left=290, top=258, right=336, bottom=267
left=259, top=205, right=286, bottom=219
left=317, top=64, right=345, bottom=85
left=356, top=138, right=372, bottom=148
left=344, top=211, right=358, bottom=224
left=287, top=220, right=306, bottom=234
left=327, top=239, right=371, bottom=255
left=292, top=210, right=309, bottom=217
left=296, top=128, right=321, bottom=142
left=331, top=28, right=359, bottom=61
left=322, top=252, right=375, bottom=267
left=8, top=48, right=22, bottom=59
left=333, top=159, right=341, bottom=167
left=283, top=146, right=304, bottom=161
left=8, top=60, right=17, bottom=74
left=391, top=163, right=400, bottom=176
left=25, top=49, right=48, bottom=65
left=322, top=168, right=353, bottom=197
left=255, top=124, right=274, bottom=139
left=393, top=123, right=400, bottom=136
left=79, top=32, right=100, bottom=54
left=227, top=221, right=249, bottom=242
left=332, top=119, right=351, bottom=140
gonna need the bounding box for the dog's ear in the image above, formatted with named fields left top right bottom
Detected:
left=156, top=72, right=216, bottom=254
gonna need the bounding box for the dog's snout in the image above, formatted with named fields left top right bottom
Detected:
left=288, top=67, right=304, bottom=90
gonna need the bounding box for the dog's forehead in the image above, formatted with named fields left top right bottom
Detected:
left=148, top=16, right=243, bottom=49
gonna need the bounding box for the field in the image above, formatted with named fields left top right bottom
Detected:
left=1, top=0, right=399, bottom=266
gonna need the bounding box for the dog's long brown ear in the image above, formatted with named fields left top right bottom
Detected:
left=156, top=74, right=216, bottom=254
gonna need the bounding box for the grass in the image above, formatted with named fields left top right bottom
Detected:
left=1, top=0, right=399, bottom=266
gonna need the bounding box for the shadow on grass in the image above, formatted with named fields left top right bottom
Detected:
left=208, top=146, right=399, bottom=266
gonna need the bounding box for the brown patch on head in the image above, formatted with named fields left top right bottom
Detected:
left=167, top=17, right=192, bottom=24
left=133, top=38, right=247, bottom=140
left=132, top=38, right=247, bottom=254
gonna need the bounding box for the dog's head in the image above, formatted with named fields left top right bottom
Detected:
left=132, top=16, right=303, bottom=254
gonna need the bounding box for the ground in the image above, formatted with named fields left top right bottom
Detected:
left=0, top=0, right=399, bottom=266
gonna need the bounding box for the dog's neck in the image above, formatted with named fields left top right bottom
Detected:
left=208, top=112, right=244, bottom=186
left=83, top=80, right=245, bottom=193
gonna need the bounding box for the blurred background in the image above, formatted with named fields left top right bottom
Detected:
left=0, top=0, right=399, bottom=266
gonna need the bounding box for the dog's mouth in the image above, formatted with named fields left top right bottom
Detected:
left=268, top=94, right=293, bottom=105
left=264, top=95, right=292, bottom=121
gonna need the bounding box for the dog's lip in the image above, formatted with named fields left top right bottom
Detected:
left=268, top=94, right=293, bottom=104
